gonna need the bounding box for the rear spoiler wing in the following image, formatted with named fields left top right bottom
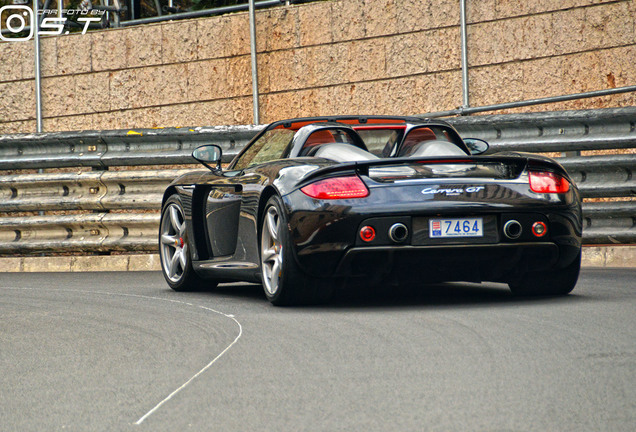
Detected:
left=299, top=155, right=571, bottom=186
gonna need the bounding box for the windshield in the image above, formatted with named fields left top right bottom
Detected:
left=233, top=129, right=295, bottom=170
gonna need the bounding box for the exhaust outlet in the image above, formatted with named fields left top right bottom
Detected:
left=503, top=220, right=522, bottom=239
left=389, top=223, right=409, bottom=243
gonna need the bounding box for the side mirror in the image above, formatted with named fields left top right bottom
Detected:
left=193, top=145, right=222, bottom=171
left=463, top=138, right=489, bottom=155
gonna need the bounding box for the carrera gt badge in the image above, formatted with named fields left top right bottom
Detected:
left=421, top=186, right=485, bottom=195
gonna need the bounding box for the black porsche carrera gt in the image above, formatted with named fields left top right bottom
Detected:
left=159, top=116, right=582, bottom=305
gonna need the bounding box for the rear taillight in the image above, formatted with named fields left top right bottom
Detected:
left=301, top=176, right=369, bottom=199
left=529, top=171, right=570, bottom=194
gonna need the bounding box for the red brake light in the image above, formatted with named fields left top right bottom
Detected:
left=532, top=221, right=547, bottom=237
left=529, top=171, right=570, bottom=193
left=359, top=226, right=376, bottom=242
left=301, top=176, right=369, bottom=199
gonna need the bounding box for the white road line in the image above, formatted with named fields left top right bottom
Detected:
left=0, top=287, right=243, bottom=425
left=134, top=304, right=242, bottom=425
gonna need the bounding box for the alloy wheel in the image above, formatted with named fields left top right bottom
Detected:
left=160, top=203, right=189, bottom=283
left=261, top=205, right=283, bottom=295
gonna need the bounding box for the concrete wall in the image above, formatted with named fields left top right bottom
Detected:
left=1, top=0, right=635, bottom=134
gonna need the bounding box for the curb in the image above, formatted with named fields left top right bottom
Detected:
left=1, top=246, right=634, bottom=272
left=1, top=254, right=162, bottom=272
left=580, top=245, right=636, bottom=268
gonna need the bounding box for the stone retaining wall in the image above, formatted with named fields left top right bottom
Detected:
left=1, top=0, right=634, bottom=133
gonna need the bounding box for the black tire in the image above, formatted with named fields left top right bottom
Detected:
left=508, top=251, right=581, bottom=296
left=260, top=195, right=334, bottom=306
left=159, top=194, right=214, bottom=291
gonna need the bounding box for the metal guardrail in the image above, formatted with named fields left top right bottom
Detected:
left=0, top=108, right=634, bottom=254
left=0, top=169, right=192, bottom=212
left=0, top=126, right=260, bottom=170
left=0, top=213, right=159, bottom=253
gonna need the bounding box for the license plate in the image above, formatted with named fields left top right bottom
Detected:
left=429, top=218, right=483, bottom=238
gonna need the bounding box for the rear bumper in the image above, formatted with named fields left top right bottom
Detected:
left=333, top=242, right=563, bottom=283
left=288, top=208, right=581, bottom=282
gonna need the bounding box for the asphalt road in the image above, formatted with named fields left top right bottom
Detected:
left=1, top=269, right=634, bottom=431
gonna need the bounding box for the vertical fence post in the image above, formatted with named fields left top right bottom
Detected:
left=249, top=0, right=260, bottom=124
left=459, top=0, right=470, bottom=109
left=33, top=0, right=43, bottom=133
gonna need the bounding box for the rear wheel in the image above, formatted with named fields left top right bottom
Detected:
left=508, top=251, right=581, bottom=296
left=159, top=194, right=212, bottom=291
left=260, top=195, right=334, bottom=306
